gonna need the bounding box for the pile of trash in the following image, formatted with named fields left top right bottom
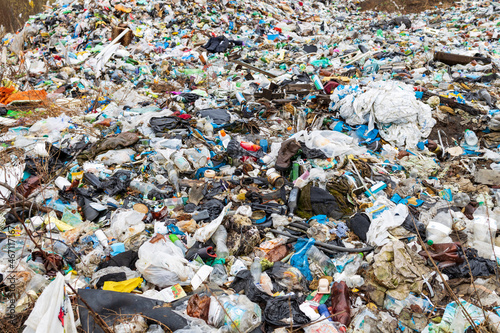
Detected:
left=2, top=0, right=500, bottom=332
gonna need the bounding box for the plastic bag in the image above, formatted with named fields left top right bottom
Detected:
left=290, top=238, right=315, bottom=281
left=23, top=273, right=77, bottom=333
left=191, top=203, right=231, bottom=245
left=95, top=148, right=134, bottom=166
left=28, top=115, right=72, bottom=135
left=109, top=209, right=146, bottom=242
left=366, top=203, right=408, bottom=246
left=291, top=130, right=367, bottom=158
left=135, top=238, right=193, bottom=288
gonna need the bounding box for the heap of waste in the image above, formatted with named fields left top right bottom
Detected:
left=2, top=0, right=500, bottom=332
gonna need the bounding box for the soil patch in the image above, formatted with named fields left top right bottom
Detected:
left=359, top=0, right=457, bottom=13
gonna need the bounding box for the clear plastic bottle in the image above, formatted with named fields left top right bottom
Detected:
left=169, top=234, right=186, bottom=255
left=464, top=129, right=478, bottom=147
left=171, top=152, right=191, bottom=172
left=453, top=193, right=470, bottom=208
left=250, top=257, right=262, bottom=284
left=166, top=162, right=180, bottom=195
left=212, top=225, right=229, bottom=258
left=210, top=259, right=228, bottom=286
left=129, top=180, right=157, bottom=197
left=288, top=187, right=300, bottom=218
left=306, top=245, right=337, bottom=276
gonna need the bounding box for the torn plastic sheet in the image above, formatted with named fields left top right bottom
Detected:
left=423, top=299, right=485, bottom=333
left=330, top=81, right=436, bottom=147
left=0, top=162, right=25, bottom=205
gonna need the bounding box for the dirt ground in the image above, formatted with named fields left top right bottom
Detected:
left=359, top=0, right=457, bottom=13
left=0, top=0, right=46, bottom=33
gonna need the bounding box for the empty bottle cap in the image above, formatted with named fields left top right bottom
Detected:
left=169, top=234, right=180, bottom=243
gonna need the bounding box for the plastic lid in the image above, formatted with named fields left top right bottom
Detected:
left=427, top=239, right=433, bottom=245
left=169, top=234, right=179, bottom=243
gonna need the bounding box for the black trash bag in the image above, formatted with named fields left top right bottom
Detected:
left=229, top=269, right=271, bottom=304
left=62, top=247, right=77, bottom=267
left=263, top=295, right=310, bottom=327
left=442, top=248, right=497, bottom=279
left=101, top=170, right=132, bottom=196
left=149, top=116, right=189, bottom=133
left=81, top=197, right=107, bottom=222
left=347, top=213, right=371, bottom=242
left=198, top=108, right=231, bottom=125
left=78, top=289, right=188, bottom=333
left=179, top=92, right=201, bottom=103
left=200, top=199, right=225, bottom=220
left=388, top=16, right=411, bottom=28
left=25, top=142, right=72, bottom=175
left=300, top=141, right=327, bottom=159
left=202, top=36, right=242, bottom=53
left=226, top=138, right=264, bottom=161
left=97, top=250, right=138, bottom=271
left=5, top=207, right=34, bottom=225
left=226, top=138, right=243, bottom=160
left=202, top=36, right=230, bottom=53
left=95, top=272, right=127, bottom=289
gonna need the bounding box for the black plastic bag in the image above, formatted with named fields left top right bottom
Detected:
left=263, top=295, right=310, bottom=327
left=101, top=170, right=132, bottom=196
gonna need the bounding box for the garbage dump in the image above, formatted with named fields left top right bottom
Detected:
left=2, top=0, right=500, bottom=331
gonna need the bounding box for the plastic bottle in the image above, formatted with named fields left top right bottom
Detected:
left=169, top=234, right=187, bottom=255
left=288, top=187, right=300, bottom=218
left=95, top=230, right=109, bottom=248
left=219, top=130, right=231, bottom=148
left=130, top=180, right=160, bottom=198
left=204, top=121, right=214, bottom=137
left=453, top=193, right=470, bottom=208
left=250, top=257, right=262, bottom=284
left=240, top=141, right=261, bottom=152
left=210, top=258, right=228, bottom=286
left=172, top=152, right=191, bottom=172
left=472, top=205, right=498, bottom=259
left=166, top=162, right=180, bottom=195
left=306, top=245, right=337, bottom=275
left=464, top=129, right=478, bottom=146
left=317, top=304, right=333, bottom=321
left=212, top=225, right=229, bottom=258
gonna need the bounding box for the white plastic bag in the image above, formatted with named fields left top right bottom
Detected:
left=95, top=148, right=135, bottom=166
left=135, top=237, right=193, bottom=287
left=367, top=203, right=408, bottom=246
left=23, top=273, right=77, bottom=333
left=109, top=209, right=146, bottom=241
left=192, top=203, right=232, bottom=244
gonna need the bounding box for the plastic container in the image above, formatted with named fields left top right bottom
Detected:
left=464, top=129, right=478, bottom=147
left=317, top=304, right=333, bottom=321
left=169, top=234, right=187, bottom=255
left=219, top=130, right=231, bottom=148
left=288, top=187, right=300, bottom=217
left=453, top=193, right=470, bottom=208
left=426, top=221, right=452, bottom=245
left=250, top=257, right=261, bottom=284
left=306, top=245, right=337, bottom=275
left=210, top=260, right=228, bottom=286
left=95, top=230, right=109, bottom=248
left=212, top=225, right=229, bottom=258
